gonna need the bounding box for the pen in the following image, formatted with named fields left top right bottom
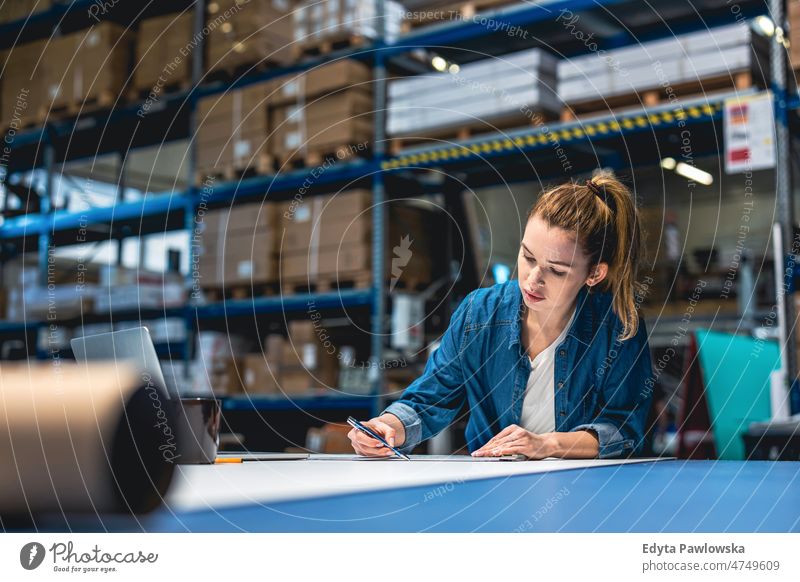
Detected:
left=347, top=416, right=410, bottom=460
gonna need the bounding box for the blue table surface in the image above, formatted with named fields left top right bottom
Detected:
left=16, top=460, right=800, bottom=533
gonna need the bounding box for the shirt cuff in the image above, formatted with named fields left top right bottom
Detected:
left=382, top=401, right=422, bottom=454
left=570, top=422, right=635, bottom=459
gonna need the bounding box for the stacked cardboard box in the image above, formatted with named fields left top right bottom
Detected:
left=281, top=321, right=340, bottom=393
left=132, top=12, right=194, bottom=96
left=192, top=332, right=248, bottom=395
left=269, top=59, right=373, bottom=164
left=239, top=326, right=342, bottom=395
left=41, top=23, right=129, bottom=112
left=293, top=0, right=404, bottom=48
left=1, top=254, right=100, bottom=322
left=278, top=190, right=434, bottom=287
left=94, top=269, right=186, bottom=313
left=388, top=47, right=560, bottom=136
left=400, top=0, right=517, bottom=31
left=0, top=0, right=51, bottom=24
left=240, top=334, right=286, bottom=394
left=197, top=202, right=278, bottom=289
left=1, top=40, right=47, bottom=127
left=791, top=2, right=800, bottom=73
left=306, top=423, right=353, bottom=453
left=196, top=81, right=273, bottom=177
left=558, top=23, right=766, bottom=109
left=205, top=0, right=292, bottom=76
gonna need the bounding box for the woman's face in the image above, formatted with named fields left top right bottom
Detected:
left=517, top=215, right=604, bottom=311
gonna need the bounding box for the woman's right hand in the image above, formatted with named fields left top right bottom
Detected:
left=348, top=414, right=406, bottom=457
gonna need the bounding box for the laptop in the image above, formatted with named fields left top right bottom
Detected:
left=71, top=326, right=173, bottom=398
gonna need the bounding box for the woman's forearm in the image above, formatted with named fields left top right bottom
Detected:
left=547, top=429, right=600, bottom=459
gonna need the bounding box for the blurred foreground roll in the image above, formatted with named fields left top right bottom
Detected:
left=0, top=362, right=176, bottom=517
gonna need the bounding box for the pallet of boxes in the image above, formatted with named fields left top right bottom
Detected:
left=196, top=80, right=275, bottom=180
left=1, top=254, right=98, bottom=323
left=238, top=325, right=340, bottom=397
left=387, top=47, right=560, bottom=152
left=0, top=0, right=51, bottom=23
left=43, top=23, right=130, bottom=118
left=205, top=0, right=292, bottom=78
left=279, top=190, right=437, bottom=293
left=291, top=0, right=404, bottom=59
left=131, top=12, right=194, bottom=100
left=791, top=1, right=800, bottom=80
left=195, top=58, right=375, bottom=180
left=558, top=22, right=767, bottom=120
left=399, top=0, right=520, bottom=33
left=192, top=329, right=339, bottom=398
left=2, top=22, right=129, bottom=127
left=196, top=202, right=279, bottom=299
left=269, top=59, right=375, bottom=169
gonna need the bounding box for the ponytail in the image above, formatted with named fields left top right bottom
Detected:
left=528, top=170, right=644, bottom=341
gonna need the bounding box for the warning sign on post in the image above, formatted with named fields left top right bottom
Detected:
left=724, top=92, right=776, bottom=174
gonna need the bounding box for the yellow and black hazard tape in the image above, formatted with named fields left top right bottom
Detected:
left=381, top=102, right=722, bottom=170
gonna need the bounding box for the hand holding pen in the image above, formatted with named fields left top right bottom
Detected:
left=347, top=415, right=410, bottom=460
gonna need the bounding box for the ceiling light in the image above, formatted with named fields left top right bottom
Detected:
left=753, top=15, right=775, bottom=37
left=431, top=56, right=447, bottom=72
left=660, top=157, right=676, bottom=170
left=675, top=162, right=714, bottom=185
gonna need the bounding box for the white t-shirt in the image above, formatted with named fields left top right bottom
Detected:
left=519, top=305, right=578, bottom=434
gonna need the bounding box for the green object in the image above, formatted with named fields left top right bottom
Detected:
left=695, top=329, right=777, bottom=460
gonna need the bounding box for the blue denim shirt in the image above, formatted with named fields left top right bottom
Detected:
left=383, top=281, right=654, bottom=459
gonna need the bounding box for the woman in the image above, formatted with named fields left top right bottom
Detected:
left=348, top=172, right=654, bottom=460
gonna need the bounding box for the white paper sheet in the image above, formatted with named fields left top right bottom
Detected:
left=308, top=454, right=526, bottom=461
left=166, top=456, right=673, bottom=512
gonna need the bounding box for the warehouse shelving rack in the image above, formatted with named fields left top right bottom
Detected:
left=1, top=0, right=798, bottom=421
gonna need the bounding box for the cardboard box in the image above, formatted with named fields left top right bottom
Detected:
left=241, top=353, right=282, bottom=394
left=1, top=40, right=47, bottom=127
left=306, top=422, right=354, bottom=454
left=280, top=365, right=339, bottom=393
left=133, top=12, right=194, bottom=94
left=790, top=1, right=800, bottom=69
left=197, top=203, right=279, bottom=287
left=280, top=321, right=340, bottom=393
left=196, top=81, right=273, bottom=173
left=206, top=0, right=292, bottom=75
left=277, top=195, right=436, bottom=284
left=271, top=59, right=372, bottom=105
left=293, top=0, right=404, bottom=47
left=200, top=242, right=278, bottom=287
left=217, top=358, right=245, bottom=395
left=0, top=0, right=51, bottom=24
left=280, top=189, right=372, bottom=225
left=281, top=243, right=371, bottom=279
left=265, top=333, right=287, bottom=358
left=269, top=90, right=374, bottom=156
left=42, top=23, right=129, bottom=110
left=2, top=253, right=101, bottom=289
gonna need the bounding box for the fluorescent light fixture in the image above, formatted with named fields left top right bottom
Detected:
left=675, top=162, right=714, bottom=185
left=431, top=56, right=447, bottom=71
left=660, top=157, right=713, bottom=185
left=660, top=157, right=677, bottom=170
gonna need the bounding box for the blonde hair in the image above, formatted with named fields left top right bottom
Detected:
left=528, top=170, right=644, bottom=341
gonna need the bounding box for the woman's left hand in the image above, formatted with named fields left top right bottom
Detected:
left=471, top=424, right=556, bottom=460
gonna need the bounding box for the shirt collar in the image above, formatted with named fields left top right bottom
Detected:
left=507, top=283, right=592, bottom=351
